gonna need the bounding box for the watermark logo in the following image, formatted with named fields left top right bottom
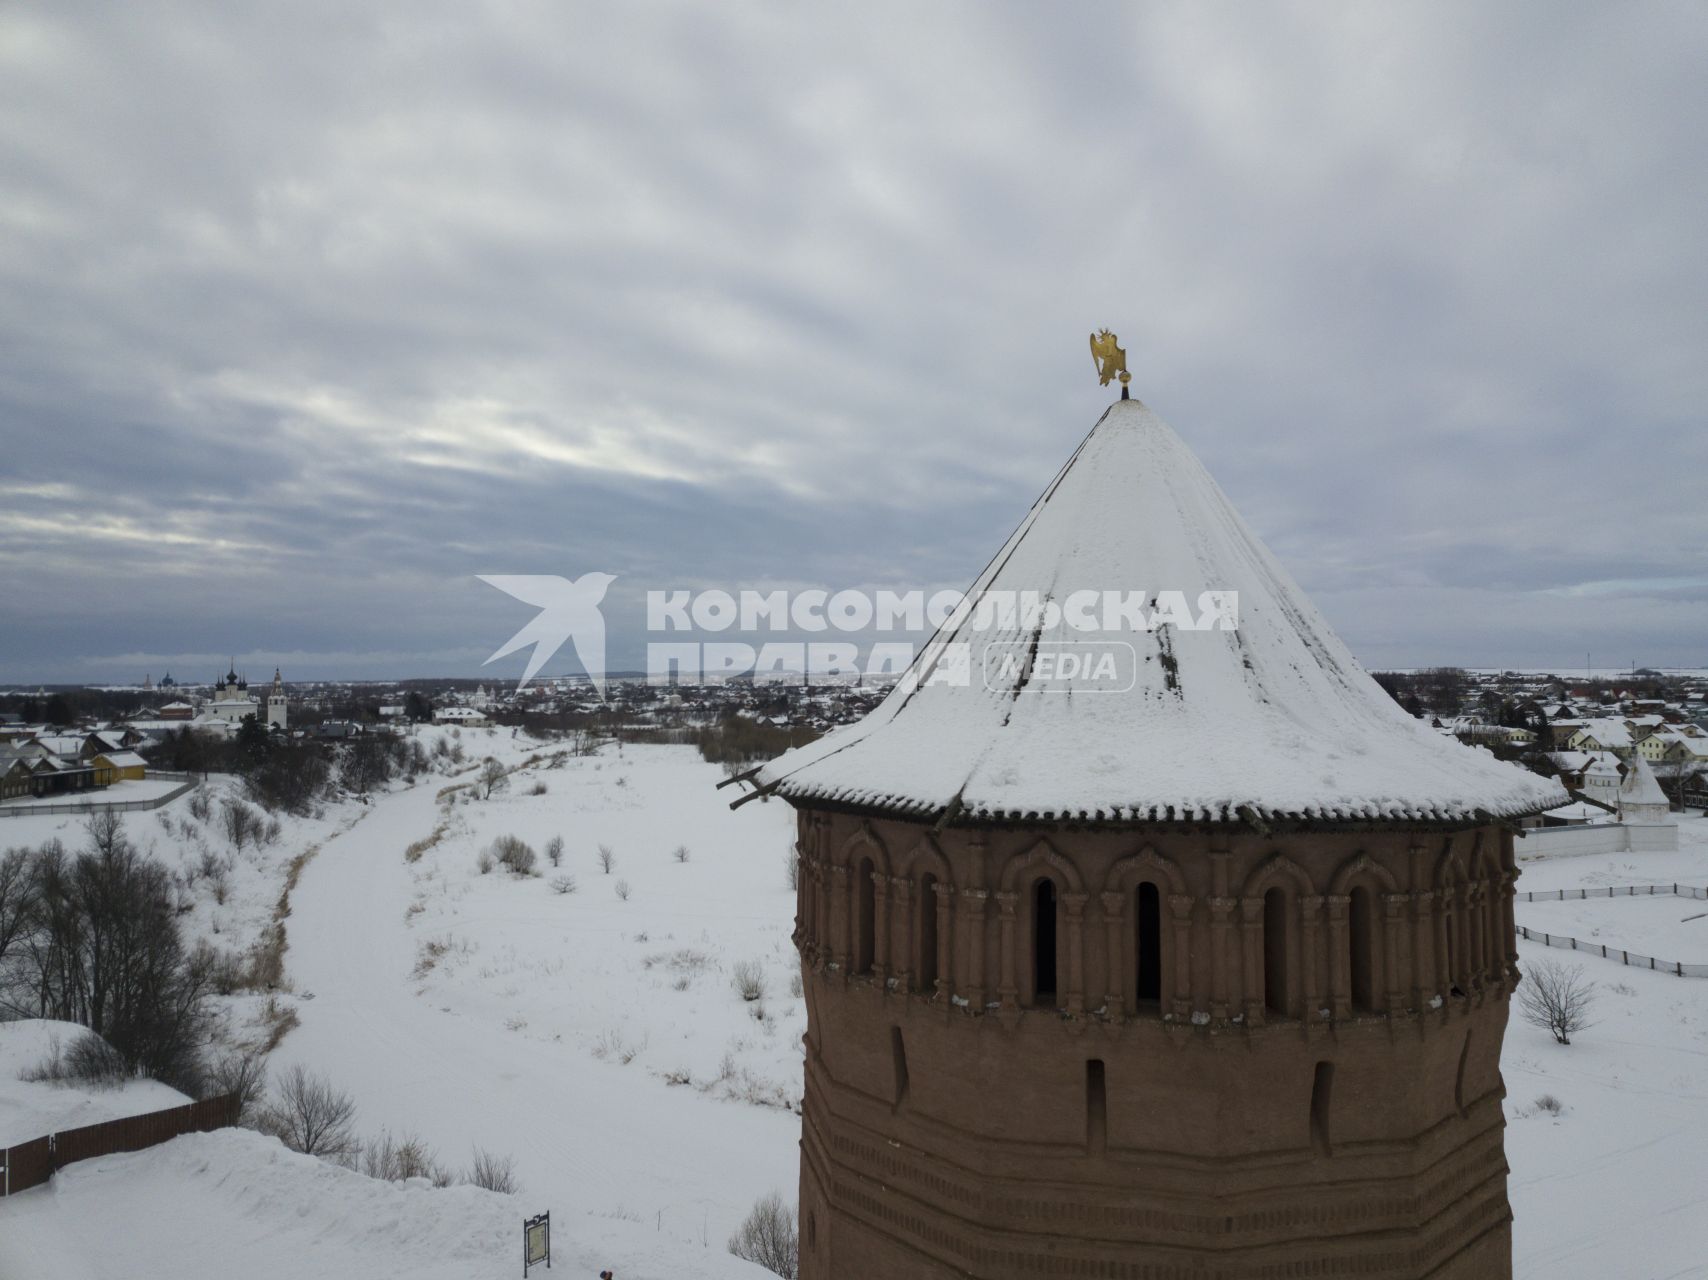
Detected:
left=477, top=579, right=1236, bottom=694
left=479, top=573, right=617, bottom=694
left=980, top=639, right=1138, bottom=693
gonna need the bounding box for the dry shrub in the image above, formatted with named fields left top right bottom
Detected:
left=490, top=834, right=537, bottom=876
left=362, top=1129, right=450, bottom=1185
left=733, top=959, right=766, bottom=1002
left=465, top=1147, right=519, bottom=1194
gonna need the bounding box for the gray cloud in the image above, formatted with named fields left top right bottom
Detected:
left=1, top=1, right=1704, bottom=683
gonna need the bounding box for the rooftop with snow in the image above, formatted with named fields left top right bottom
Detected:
left=757, top=398, right=1568, bottom=826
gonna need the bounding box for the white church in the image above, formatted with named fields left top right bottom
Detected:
left=200, top=664, right=288, bottom=732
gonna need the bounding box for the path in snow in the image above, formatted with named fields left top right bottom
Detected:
left=272, top=741, right=802, bottom=1254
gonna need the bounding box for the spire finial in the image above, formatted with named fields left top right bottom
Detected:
left=1089, top=329, right=1132, bottom=399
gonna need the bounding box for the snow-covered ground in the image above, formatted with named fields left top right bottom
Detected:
left=0, top=1127, right=766, bottom=1280
left=0, top=1020, right=189, bottom=1147
left=270, top=741, right=802, bottom=1248
left=1515, top=891, right=1708, bottom=964
left=1506, top=813, right=1708, bottom=1280
left=3, top=742, right=1705, bottom=1277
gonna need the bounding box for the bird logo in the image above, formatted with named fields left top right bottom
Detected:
left=478, top=572, right=617, bottom=696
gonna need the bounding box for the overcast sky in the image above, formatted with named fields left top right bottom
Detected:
left=2, top=2, right=1704, bottom=686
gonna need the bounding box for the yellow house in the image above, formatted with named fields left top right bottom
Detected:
left=91, top=750, right=147, bottom=785
left=1637, top=730, right=1708, bottom=765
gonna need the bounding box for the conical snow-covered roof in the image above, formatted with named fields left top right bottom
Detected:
left=1619, top=750, right=1671, bottom=809
left=755, top=398, right=1566, bottom=826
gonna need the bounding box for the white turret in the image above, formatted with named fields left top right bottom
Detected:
left=266, top=667, right=288, bottom=731
left=1617, top=750, right=1673, bottom=825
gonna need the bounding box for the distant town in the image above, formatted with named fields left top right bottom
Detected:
left=5, top=662, right=1705, bottom=819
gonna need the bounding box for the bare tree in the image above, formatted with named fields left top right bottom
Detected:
left=221, top=799, right=260, bottom=851
left=597, top=844, right=616, bottom=874
left=260, top=1064, right=359, bottom=1160
left=478, top=758, right=508, bottom=800
left=0, top=847, right=37, bottom=982
left=545, top=835, right=564, bottom=868
left=728, top=1192, right=799, bottom=1278
left=1518, top=959, right=1597, bottom=1045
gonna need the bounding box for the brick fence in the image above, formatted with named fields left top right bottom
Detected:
left=1, top=1092, right=239, bottom=1196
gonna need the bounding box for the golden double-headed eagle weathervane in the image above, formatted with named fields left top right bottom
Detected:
left=1090, top=328, right=1132, bottom=398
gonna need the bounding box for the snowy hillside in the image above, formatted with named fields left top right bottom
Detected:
left=0, top=1127, right=770, bottom=1280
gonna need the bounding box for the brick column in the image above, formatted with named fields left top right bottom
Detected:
left=961, top=888, right=989, bottom=1008
left=1325, top=893, right=1350, bottom=1020
left=933, top=881, right=954, bottom=1002
left=1208, top=896, right=1236, bottom=1021
left=829, top=864, right=851, bottom=974
left=889, top=876, right=914, bottom=992
left=1240, top=897, right=1265, bottom=1026
left=1299, top=895, right=1324, bottom=1022
left=1382, top=893, right=1408, bottom=1014
left=995, top=891, right=1020, bottom=1010
left=872, top=874, right=892, bottom=987
left=1099, top=891, right=1126, bottom=1018
left=1062, top=892, right=1088, bottom=1015
left=1167, top=894, right=1194, bottom=1021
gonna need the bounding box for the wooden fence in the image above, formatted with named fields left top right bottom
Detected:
left=1, top=1092, right=238, bottom=1197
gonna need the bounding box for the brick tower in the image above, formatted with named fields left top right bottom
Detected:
left=750, top=395, right=1563, bottom=1278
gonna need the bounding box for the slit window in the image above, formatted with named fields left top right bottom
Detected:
left=1349, top=885, right=1375, bottom=1012
left=855, top=857, right=875, bottom=975
left=1136, top=881, right=1162, bottom=1003
left=1263, top=888, right=1288, bottom=1016
left=1033, top=877, right=1058, bottom=1004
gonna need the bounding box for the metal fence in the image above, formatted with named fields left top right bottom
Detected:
left=0, top=1092, right=238, bottom=1196
left=1516, top=883, right=1708, bottom=903
left=1515, top=883, right=1708, bottom=978
left=0, top=771, right=199, bottom=819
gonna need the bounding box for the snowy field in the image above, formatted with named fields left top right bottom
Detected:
left=1516, top=892, right=1708, bottom=965
left=1507, top=814, right=1708, bottom=1280
left=3, top=738, right=1706, bottom=1278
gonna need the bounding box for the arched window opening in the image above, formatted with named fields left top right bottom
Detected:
left=855, top=857, right=876, bottom=975
left=1263, top=888, right=1288, bottom=1016
left=918, top=873, right=939, bottom=993
left=1033, top=877, right=1058, bottom=1005
left=1348, top=885, right=1375, bottom=1012
left=1135, top=881, right=1162, bottom=1004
